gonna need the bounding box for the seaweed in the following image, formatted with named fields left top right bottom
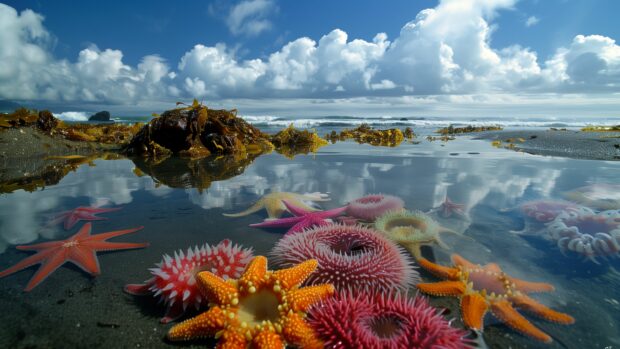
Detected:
left=581, top=125, right=620, bottom=132
left=270, top=124, right=328, bottom=158
left=325, top=123, right=405, bottom=147
left=122, top=100, right=273, bottom=160
left=436, top=124, right=503, bottom=135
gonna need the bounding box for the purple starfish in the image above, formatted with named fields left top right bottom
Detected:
left=250, top=200, right=348, bottom=236
left=48, top=206, right=122, bottom=230
left=435, top=196, right=467, bottom=219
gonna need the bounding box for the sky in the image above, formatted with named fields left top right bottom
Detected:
left=1, top=0, right=619, bottom=118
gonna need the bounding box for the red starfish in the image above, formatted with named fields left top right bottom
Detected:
left=48, top=206, right=122, bottom=230
left=0, top=222, right=147, bottom=292
left=436, top=196, right=467, bottom=219
left=250, top=200, right=347, bottom=236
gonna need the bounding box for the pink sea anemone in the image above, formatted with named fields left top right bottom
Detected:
left=124, top=239, right=253, bottom=323
left=546, top=208, right=620, bottom=263
left=308, top=291, right=470, bottom=349
left=346, top=194, right=405, bottom=221
left=270, top=224, right=418, bottom=292
left=510, top=200, right=592, bottom=235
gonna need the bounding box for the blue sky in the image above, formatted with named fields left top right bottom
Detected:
left=1, top=0, right=619, bottom=117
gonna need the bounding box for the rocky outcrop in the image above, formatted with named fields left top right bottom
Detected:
left=89, top=111, right=112, bottom=122
left=122, top=100, right=273, bottom=159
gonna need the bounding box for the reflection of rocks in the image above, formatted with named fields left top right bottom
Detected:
left=0, top=153, right=123, bottom=194
left=123, top=101, right=273, bottom=158
left=131, top=153, right=261, bottom=192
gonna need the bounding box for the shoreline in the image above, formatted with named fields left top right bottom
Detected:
left=474, top=129, right=620, bottom=161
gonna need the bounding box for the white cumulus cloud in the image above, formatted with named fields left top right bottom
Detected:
left=226, top=0, right=276, bottom=36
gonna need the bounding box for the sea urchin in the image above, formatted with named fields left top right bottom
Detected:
left=271, top=224, right=418, bottom=292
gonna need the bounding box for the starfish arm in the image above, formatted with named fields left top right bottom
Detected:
left=123, top=283, right=151, bottom=295
left=16, top=241, right=64, bottom=251
left=82, top=240, right=149, bottom=252
left=85, top=226, right=145, bottom=242
left=64, top=213, right=83, bottom=230
left=46, top=211, right=70, bottom=227
left=0, top=249, right=54, bottom=278
left=250, top=216, right=303, bottom=229
left=507, top=277, right=555, bottom=293
left=239, top=255, right=268, bottom=290
left=223, top=199, right=265, bottom=217
left=196, top=272, right=238, bottom=304
left=167, top=306, right=227, bottom=341
left=510, top=294, right=575, bottom=324
left=217, top=330, right=248, bottom=349
left=285, top=217, right=330, bottom=236
left=264, top=199, right=288, bottom=219
left=24, top=250, right=69, bottom=292
left=482, top=263, right=502, bottom=274
left=252, top=330, right=285, bottom=349
left=417, top=280, right=466, bottom=297
left=461, top=293, right=489, bottom=331
left=282, top=200, right=313, bottom=216
left=315, top=205, right=348, bottom=219
left=451, top=254, right=478, bottom=269
left=416, top=258, right=461, bottom=280
left=287, top=284, right=335, bottom=312
left=300, top=192, right=330, bottom=202
left=490, top=299, right=552, bottom=343
left=286, top=198, right=322, bottom=211
left=281, top=312, right=323, bottom=349
left=78, top=206, right=121, bottom=214
left=67, top=245, right=101, bottom=275
left=272, top=259, right=317, bottom=289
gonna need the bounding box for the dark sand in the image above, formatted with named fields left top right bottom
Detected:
left=475, top=129, right=620, bottom=161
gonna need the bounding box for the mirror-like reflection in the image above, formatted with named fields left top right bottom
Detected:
left=0, top=140, right=619, bottom=348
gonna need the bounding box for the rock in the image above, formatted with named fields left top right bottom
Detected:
left=89, top=111, right=111, bottom=122
left=122, top=100, right=273, bottom=159
left=36, top=110, right=59, bottom=132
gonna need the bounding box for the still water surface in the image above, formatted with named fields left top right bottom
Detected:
left=0, top=137, right=618, bottom=348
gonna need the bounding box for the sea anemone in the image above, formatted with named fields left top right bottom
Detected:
left=346, top=194, right=405, bottom=221
left=124, top=239, right=253, bottom=323
left=546, top=208, right=620, bottom=263
left=271, top=224, right=418, bottom=292
left=308, top=291, right=470, bottom=349
left=375, top=210, right=457, bottom=259
left=563, top=184, right=620, bottom=210
left=509, top=200, right=592, bottom=235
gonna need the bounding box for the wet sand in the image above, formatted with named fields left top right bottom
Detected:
left=475, top=129, right=620, bottom=161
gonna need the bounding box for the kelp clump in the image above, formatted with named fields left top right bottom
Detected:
left=436, top=124, right=503, bottom=135
left=1, top=108, right=141, bottom=144
left=270, top=124, right=328, bottom=158
left=326, top=123, right=405, bottom=147
left=581, top=125, right=620, bottom=132
left=1, top=108, right=55, bottom=131
left=122, top=100, right=273, bottom=159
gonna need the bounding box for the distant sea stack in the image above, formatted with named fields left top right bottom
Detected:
left=89, top=111, right=112, bottom=122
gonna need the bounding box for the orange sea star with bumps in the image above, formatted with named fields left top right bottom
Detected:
left=167, top=255, right=334, bottom=348
left=417, top=254, right=574, bottom=343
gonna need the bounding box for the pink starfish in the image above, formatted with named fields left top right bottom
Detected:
left=0, top=222, right=147, bottom=292
left=250, top=200, right=348, bottom=236
left=48, top=206, right=122, bottom=230
left=436, top=196, right=467, bottom=219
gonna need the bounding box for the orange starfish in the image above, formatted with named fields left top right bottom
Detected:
left=416, top=254, right=574, bottom=343
left=0, top=222, right=147, bottom=291
left=167, top=255, right=334, bottom=349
